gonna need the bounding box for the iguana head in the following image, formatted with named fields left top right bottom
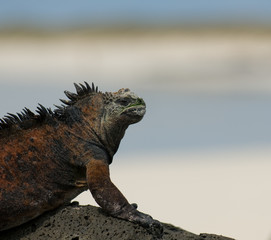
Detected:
left=103, top=88, right=146, bottom=125
left=59, top=83, right=146, bottom=126
left=98, top=87, right=146, bottom=157
left=60, top=82, right=146, bottom=158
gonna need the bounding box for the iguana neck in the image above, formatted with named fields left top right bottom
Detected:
left=67, top=115, right=128, bottom=164
left=66, top=99, right=129, bottom=163
left=101, top=121, right=128, bottom=159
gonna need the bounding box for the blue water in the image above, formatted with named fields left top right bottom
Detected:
left=1, top=84, right=271, bottom=155
left=120, top=92, right=271, bottom=154
left=0, top=1, right=271, bottom=27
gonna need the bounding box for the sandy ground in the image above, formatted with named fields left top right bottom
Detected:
left=75, top=148, right=271, bottom=240
left=0, top=32, right=271, bottom=93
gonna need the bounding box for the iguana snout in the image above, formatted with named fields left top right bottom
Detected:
left=117, top=89, right=146, bottom=120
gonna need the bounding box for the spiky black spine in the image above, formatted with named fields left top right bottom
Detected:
left=0, top=82, right=98, bottom=130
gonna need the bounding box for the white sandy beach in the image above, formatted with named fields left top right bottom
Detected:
left=0, top=32, right=271, bottom=94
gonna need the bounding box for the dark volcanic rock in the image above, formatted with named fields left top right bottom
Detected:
left=0, top=202, right=234, bottom=240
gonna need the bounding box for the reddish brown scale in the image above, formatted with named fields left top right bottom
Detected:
left=0, top=82, right=163, bottom=237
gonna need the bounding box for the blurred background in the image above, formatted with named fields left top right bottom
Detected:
left=1, top=1, right=271, bottom=239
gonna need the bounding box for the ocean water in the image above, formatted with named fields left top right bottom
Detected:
left=121, top=92, right=271, bottom=154
left=1, top=0, right=271, bottom=27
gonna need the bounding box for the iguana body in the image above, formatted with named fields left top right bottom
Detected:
left=0, top=83, right=162, bottom=236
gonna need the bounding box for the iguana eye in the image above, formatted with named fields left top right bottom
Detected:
left=116, top=98, right=130, bottom=106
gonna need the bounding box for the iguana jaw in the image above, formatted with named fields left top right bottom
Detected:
left=120, top=98, right=146, bottom=118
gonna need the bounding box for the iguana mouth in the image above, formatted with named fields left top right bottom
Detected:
left=123, top=105, right=146, bottom=115
left=121, top=98, right=146, bottom=116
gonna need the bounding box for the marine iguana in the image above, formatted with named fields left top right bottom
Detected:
left=0, top=82, right=163, bottom=236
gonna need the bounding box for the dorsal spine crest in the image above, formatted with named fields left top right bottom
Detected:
left=0, top=82, right=98, bottom=131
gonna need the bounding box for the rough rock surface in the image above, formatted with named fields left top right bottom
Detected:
left=0, top=202, right=235, bottom=240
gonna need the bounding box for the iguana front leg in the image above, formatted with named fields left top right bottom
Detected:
left=86, top=159, right=163, bottom=237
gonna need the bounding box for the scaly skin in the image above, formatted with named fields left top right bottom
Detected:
left=0, top=82, right=163, bottom=237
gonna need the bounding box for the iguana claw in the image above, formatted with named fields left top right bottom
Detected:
left=149, top=220, right=164, bottom=239
left=114, top=205, right=164, bottom=238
